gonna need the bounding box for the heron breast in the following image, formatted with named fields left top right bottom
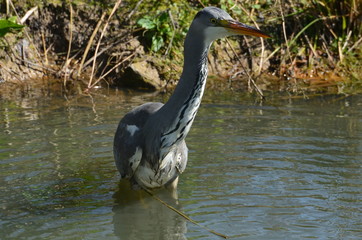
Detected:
left=129, top=147, right=142, bottom=173
left=135, top=151, right=178, bottom=188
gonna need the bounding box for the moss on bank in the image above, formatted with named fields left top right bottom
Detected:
left=0, top=0, right=361, bottom=98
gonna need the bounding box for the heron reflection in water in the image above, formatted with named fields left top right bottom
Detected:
left=114, top=7, right=270, bottom=189
left=112, top=181, right=187, bottom=239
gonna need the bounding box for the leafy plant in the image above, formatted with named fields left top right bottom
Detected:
left=0, top=16, right=24, bottom=37
left=137, top=11, right=173, bottom=52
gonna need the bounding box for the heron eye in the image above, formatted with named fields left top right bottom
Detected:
left=210, top=18, right=217, bottom=24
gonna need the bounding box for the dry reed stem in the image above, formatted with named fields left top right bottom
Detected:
left=41, top=31, right=47, bottom=64
left=348, top=36, right=362, bottom=52
left=88, top=0, right=122, bottom=89
left=164, top=10, right=176, bottom=56
left=197, top=0, right=206, bottom=8
left=250, top=0, right=258, bottom=16
left=225, top=38, right=264, bottom=99
left=264, top=46, right=281, bottom=63
left=5, top=0, right=9, bottom=15
left=78, top=12, right=107, bottom=77
left=1, top=65, right=22, bottom=82
left=20, top=6, right=38, bottom=24
left=322, top=41, right=335, bottom=67
left=14, top=57, right=56, bottom=73
left=289, top=1, right=319, bottom=66
left=342, top=31, right=352, bottom=51
left=338, top=41, right=344, bottom=62
left=88, top=51, right=137, bottom=89
left=8, top=0, right=42, bottom=61
left=64, top=3, right=74, bottom=86
left=238, top=3, right=266, bottom=75
left=126, top=0, right=144, bottom=21
left=278, top=0, right=292, bottom=63
left=81, top=34, right=130, bottom=72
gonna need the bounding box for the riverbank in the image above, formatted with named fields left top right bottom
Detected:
left=0, top=0, right=361, bottom=99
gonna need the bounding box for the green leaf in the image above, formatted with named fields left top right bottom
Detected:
left=252, top=4, right=261, bottom=9
left=0, top=19, right=24, bottom=37
left=137, top=17, right=155, bottom=30
left=158, top=12, right=169, bottom=23
left=7, top=16, right=18, bottom=24
left=151, top=35, right=164, bottom=52
left=342, top=16, right=346, bottom=31
left=0, top=19, right=24, bottom=30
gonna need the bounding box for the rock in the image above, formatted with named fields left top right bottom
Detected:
left=121, top=60, right=163, bottom=89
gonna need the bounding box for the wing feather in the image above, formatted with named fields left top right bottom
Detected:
left=113, top=102, right=163, bottom=178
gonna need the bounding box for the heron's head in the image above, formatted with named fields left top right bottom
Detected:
left=191, top=7, right=270, bottom=44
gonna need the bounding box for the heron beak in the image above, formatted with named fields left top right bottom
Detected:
left=220, top=19, right=271, bottom=38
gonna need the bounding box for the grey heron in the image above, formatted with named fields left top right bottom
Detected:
left=114, top=7, right=270, bottom=189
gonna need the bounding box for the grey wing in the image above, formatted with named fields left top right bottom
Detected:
left=113, top=121, right=142, bottom=178
left=113, top=102, right=164, bottom=178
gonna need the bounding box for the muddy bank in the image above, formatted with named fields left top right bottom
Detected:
left=1, top=3, right=143, bottom=89
left=0, top=1, right=361, bottom=99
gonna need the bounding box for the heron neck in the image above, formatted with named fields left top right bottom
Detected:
left=169, top=40, right=210, bottom=106
left=158, top=33, right=211, bottom=148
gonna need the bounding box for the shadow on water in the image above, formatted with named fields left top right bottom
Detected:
left=112, top=180, right=187, bottom=240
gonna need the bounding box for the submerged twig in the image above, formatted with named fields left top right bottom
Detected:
left=143, top=188, right=229, bottom=239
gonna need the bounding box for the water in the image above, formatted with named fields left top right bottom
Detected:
left=1, top=89, right=361, bottom=239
